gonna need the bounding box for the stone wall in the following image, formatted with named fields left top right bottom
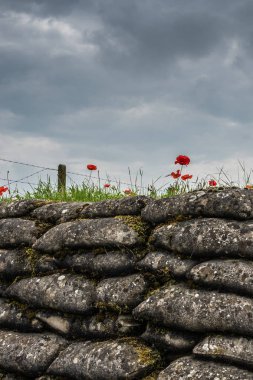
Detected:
left=0, top=189, right=253, bottom=378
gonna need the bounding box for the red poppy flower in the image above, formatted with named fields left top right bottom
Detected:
left=87, top=164, right=97, bottom=171
left=171, top=170, right=181, bottom=179
left=0, top=186, right=8, bottom=196
left=124, top=188, right=132, bottom=194
left=181, top=174, right=193, bottom=180
left=104, top=183, right=110, bottom=188
left=209, top=180, right=217, bottom=187
left=175, top=155, right=190, bottom=166
left=245, top=185, right=253, bottom=189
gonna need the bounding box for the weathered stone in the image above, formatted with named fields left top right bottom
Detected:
left=141, top=324, right=199, bottom=353
left=0, top=249, right=59, bottom=279
left=31, top=202, right=88, bottom=224
left=33, top=217, right=147, bottom=253
left=96, top=274, right=149, bottom=312
left=80, top=196, right=149, bottom=218
left=0, top=280, right=9, bottom=297
left=194, top=335, right=253, bottom=369
left=151, top=218, right=253, bottom=259
left=189, top=259, right=253, bottom=296
left=133, top=283, right=253, bottom=335
left=0, top=373, right=27, bottom=380
left=142, top=188, right=253, bottom=224
left=0, top=200, right=49, bottom=219
left=47, top=338, right=160, bottom=379
left=63, top=248, right=143, bottom=277
left=0, top=219, right=45, bottom=248
left=157, top=356, right=253, bottom=379
left=0, top=299, right=43, bottom=331
left=0, top=331, right=67, bottom=376
left=137, top=251, right=197, bottom=278
left=6, top=273, right=96, bottom=314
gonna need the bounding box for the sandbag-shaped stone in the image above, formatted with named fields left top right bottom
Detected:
left=47, top=338, right=160, bottom=379
left=189, top=259, right=253, bottom=296
left=193, top=335, right=253, bottom=369
left=142, top=188, right=253, bottom=224
left=0, top=331, right=67, bottom=376
left=141, top=324, right=198, bottom=353
left=151, top=218, right=253, bottom=259
left=0, top=249, right=59, bottom=279
left=0, top=299, right=43, bottom=332
left=63, top=249, right=142, bottom=277
left=80, top=196, right=149, bottom=218
left=6, top=274, right=96, bottom=314
left=137, top=251, right=197, bottom=278
left=96, top=274, right=149, bottom=311
left=133, top=284, right=253, bottom=336
left=0, top=200, right=49, bottom=219
left=157, top=356, right=253, bottom=379
left=31, top=202, right=88, bottom=224
left=0, top=219, right=45, bottom=248
left=33, top=217, right=147, bottom=253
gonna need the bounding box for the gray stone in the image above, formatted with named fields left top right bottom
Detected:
left=0, top=330, right=67, bottom=376
left=0, top=200, right=49, bottom=219
left=6, top=273, right=96, bottom=314
left=194, top=335, right=253, bottom=369
left=157, top=356, right=253, bottom=379
left=151, top=218, right=253, bottom=259
left=0, top=373, right=27, bottom=380
left=63, top=248, right=143, bottom=277
left=47, top=338, right=160, bottom=379
left=0, top=219, right=46, bottom=248
left=0, top=249, right=59, bottom=279
left=141, top=324, right=199, bottom=353
left=142, top=188, right=253, bottom=224
left=33, top=217, right=147, bottom=253
left=96, top=274, right=149, bottom=312
left=80, top=196, right=149, bottom=218
left=31, top=202, right=88, bottom=224
left=189, top=259, right=253, bottom=296
left=36, top=310, right=142, bottom=338
left=137, top=251, right=197, bottom=278
left=0, top=299, right=43, bottom=332
left=133, top=283, right=253, bottom=335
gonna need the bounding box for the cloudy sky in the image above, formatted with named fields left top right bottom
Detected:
left=1, top=0, right=253, bottom=193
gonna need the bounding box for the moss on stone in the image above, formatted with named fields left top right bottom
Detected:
left=119, top=337, right=160, bottom=367
left=96, top=301, right=128, bottom=314
left=115, top=216, right=150, bottom=241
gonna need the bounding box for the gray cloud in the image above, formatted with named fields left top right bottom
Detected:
left=1, top=0, right=253, bottom=191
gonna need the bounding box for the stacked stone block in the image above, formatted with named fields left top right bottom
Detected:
left=0, top=189, right=253, bottom=378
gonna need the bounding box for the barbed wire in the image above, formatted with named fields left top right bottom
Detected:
left=0, top=157, right=151, bottom=190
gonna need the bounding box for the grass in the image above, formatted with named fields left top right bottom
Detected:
left=1, top=160, right=253, bottom=203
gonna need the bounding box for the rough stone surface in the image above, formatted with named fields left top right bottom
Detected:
left=63, top=248, right=143, bottom=277
left=0, top=219, right=45, bottom=248
left=6, top=274, right=96, bottom=314
left=48, top=339, right=160, bottom=379
left=0, top=299, right=43, bottom=332
left=189, top=259, right=253, bottom=296
left=0, top=331, right=67, bottom=376
left=142, top=188, right=253, bottom=224
left=141, top=324, right=199, bottom=352
left=80, top=196, right=149, bottom=218
left=96, top=274, right=149, bottom=311
left=33, top=217, right=147, bottom=253
left=157, top=356, right=253, bottom=379
left=0, top=249, right=59, bottom=279
left=151, top=218, right=253, bottom=259
left=193, top=335, right=253, bottom=368
left=0, top=200, right=49, bottom=219
left=137, top=251, right=197, bottom=278
left=31, top=202, right=88, bottom=224
left=133, top=283, right=253, bottom=335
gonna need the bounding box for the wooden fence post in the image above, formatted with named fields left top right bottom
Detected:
left=58, top=164, right=66, bottom=192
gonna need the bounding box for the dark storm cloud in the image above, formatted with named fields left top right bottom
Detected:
left=1, top=0, right=253, bottom=188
